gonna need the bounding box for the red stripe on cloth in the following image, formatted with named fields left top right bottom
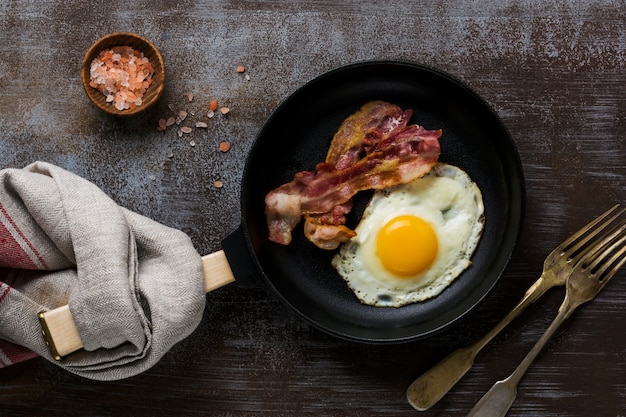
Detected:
left=0, top=339, right=39, bottom=367
left=0, top=284, right=10, bottom=303
left=0, top=283, right=39, bottom=366
left=0, top=202, right=48, bottom=269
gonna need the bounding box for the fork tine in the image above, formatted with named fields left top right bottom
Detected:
left=561, top=204, right=625, bottom=264
left=582, top=221, right=626, bottom=285
left=603, top=244, right=626, bottom=281
left=578, top=218, right=626, bottom=264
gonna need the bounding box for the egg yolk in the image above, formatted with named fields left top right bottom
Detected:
left=376, top=215, right=438, bottom=277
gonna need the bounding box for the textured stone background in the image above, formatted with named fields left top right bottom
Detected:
left=1, top=1, right=625, bottom=416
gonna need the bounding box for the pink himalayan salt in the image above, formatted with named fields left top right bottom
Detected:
left=89, top=46, right=154, bottom=111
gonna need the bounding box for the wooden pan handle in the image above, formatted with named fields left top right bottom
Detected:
left=200, top=250, right=236, bottom=292
left=38, top=250, right=235, bottom=360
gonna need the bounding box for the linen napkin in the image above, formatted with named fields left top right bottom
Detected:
left=0, top=161, right=206, bottom=380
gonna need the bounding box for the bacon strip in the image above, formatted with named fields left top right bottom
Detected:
left=304, top=101, right=413, bottom=249
left=325, top=100, right=413, bottom=169
left=265, top=121, right=441, bottom=246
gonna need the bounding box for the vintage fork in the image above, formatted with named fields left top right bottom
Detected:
left=406, top=204, right=625, bottom=411
left=467, top=215, right=626, bottom=416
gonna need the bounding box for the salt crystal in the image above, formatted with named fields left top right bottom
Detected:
left=207, top=110, right=215, bottom=118
left=181, top=126, right=192, bottom=134
left=196, top=122, right=208, bottom=128
left=219, top=141, right=231, bottom=152
left=190, top=140, right=196, bottom=147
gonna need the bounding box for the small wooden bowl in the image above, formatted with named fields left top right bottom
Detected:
left=81, top=32, right=165, bottom=117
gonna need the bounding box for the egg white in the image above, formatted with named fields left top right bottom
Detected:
left=331, top=163, right=485, bottom=307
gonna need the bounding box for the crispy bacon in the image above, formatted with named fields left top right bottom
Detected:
left=265, top=116, right=442, bottom=246
left=325, top=100, right=413, bottom=169
left=303, top=101, right=413, bottom=248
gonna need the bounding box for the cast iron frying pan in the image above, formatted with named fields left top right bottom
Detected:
left=223, top=60, right=525, bottom=343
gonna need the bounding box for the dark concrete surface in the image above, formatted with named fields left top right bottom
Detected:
left=1, top=1, right=625, bottom=416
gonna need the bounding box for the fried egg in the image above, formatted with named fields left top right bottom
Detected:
left=331, top=163, right=484, bottom=307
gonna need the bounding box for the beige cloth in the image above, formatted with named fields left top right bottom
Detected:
left=0, top=162, right=206, bottom=380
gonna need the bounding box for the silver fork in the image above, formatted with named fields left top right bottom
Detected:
left=467, top=213, right=626, bottom=417
left=407, top=204, right=625, bottom=411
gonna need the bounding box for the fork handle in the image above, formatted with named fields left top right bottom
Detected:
left=406, top=345, right=476, bottom=410
left=467, top=299, right=575, bottom=417
left=407, top=274, right=555, bottom=410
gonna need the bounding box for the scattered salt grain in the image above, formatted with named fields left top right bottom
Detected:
left=89, top=46, right=154, bottom=111
left=196, top=121, right=208, bottom=128
left=207, top=110, right=215, bottom=118
left=245, top=74, right=250, bottom=81
left=219, top=141, right=231, bottom=152
left=220, top=107, right=230, bottom=115
left=237, top=66, right=245, bottom=73
left=180, top=126, right=193, bottom=134
left=209, top=100, right=218, bottom=112
left=188, top=93, right=194, bottom=102
left=166, top=117, right=176, bottom=126
left=190, top=140, right=196, bottom=147
left=157, top=118, right=167, bottom=131
left=213, top=180, right=223, bottom=188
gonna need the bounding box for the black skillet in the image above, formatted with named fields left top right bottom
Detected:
left=221, top=60, right=525, bottom=343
